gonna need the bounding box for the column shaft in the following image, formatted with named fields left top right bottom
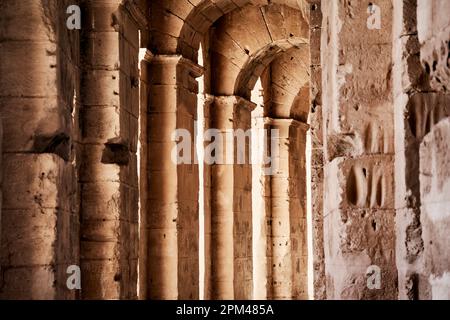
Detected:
left=147, top=55, right=202, bottom=299
left=209, top=96, right=254, bottom=299
left=0, top=0, right=79, bottom=299
left=268, top=119, right=308, bottom=299
left=79, top=0, right=141, bottom=299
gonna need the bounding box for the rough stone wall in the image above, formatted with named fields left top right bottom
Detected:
left=79, top=0, right=142, bottom=299
left=419, top=118, right=450, bottom=299
left=321, top=0, right=398, bottom=299
left=308, top=0, right=326, bottom=300
left=416, top=0, right=450, bottom=300
left=393, top=0, right=450, bottom=300
left=0, top=0, right=80, bottom=299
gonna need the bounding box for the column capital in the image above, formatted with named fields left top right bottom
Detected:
left=264, top=118, right=310, bottom=131
left=209, top=95, right=257, bottom=112
left=150, top=55, right=204, bottom=78
left=149, top=55, right=203, bottom=93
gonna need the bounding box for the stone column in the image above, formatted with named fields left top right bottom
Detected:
left=209, top=96, right=255, bottom=300
left=79, top=0, right=143, bottom=299
left=147, top=55, right=202, bottom=300
left=267, top=119, right=309, bottom=300
left=202, top=95, right=214, bottom=300
left=0, top=0, right=80, bottom=299
left=138, top=49, right=152, bottom=299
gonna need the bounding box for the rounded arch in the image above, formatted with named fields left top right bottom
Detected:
left=262, top=46, right=311, bottom=121
left=209, top=4, right=309, bottom=96
left=149, top=0, right=310, bottom=60
left=234, top=41, right=309, bottom=101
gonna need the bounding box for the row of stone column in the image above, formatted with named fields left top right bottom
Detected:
left=0, top=0, right=146, bottom=299
left=146, top=54, right=309, bottom=299
left=0, top=0, right=309, bottom=299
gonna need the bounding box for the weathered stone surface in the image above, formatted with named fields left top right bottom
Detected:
left=419, top=118, right=450, bottom=299
left=0, top=0, right=449, bottom=302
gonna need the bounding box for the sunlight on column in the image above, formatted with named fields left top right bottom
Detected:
left=197, top=44, right=206, bottom=300
left=136, top=31, right=147, bottom=298
left=251, top=78, right=267, bottom=299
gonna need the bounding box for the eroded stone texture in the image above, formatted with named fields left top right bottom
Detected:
left=0, top=0, right=80, bottom=300
left=321, top=0, right=398, bottom=300
left=419, top=118, right=450, bottom=299
left=0, top=0, right=449, bottom=301
left=308, top=0, right=326, bottom=300
left=394, top=0, right=450, bottom=300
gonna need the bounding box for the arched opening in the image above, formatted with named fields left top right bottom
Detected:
left=147, top=0, right=318, bottom=300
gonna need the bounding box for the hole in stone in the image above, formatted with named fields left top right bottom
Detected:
left=114, top=273, right=122, bottom=282
left=425, top=62, right=431, bottom=74
left=371, top=220, right=377, bottom=231
left=363, top=168, right=367, bottom=177
left=347, top=167, right=359, bottom=206
left=311, top=4, right=318, bottom=10
left=376, top=178, right=383, bottom=207
left=447, top=41, right=450, bottom=68
left=432, top=60, right=438, bottom=71
left=131, top=76, right=139, bottom=88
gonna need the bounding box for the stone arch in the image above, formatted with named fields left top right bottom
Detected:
left=149, top=0, right=310, bottom=58
left=146, top=0, right=315, bottom=301
left=204, top=3, right=312, bottom=300
left=238, top=46, right=311, bottom=121
left=209, top=4, right=309, bottom=95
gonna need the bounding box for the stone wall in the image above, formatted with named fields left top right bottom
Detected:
left=419, top=118, right=450, bottom=299
left=393, top=0, right=450, bottom=300
left=308, top=0, right=326, bottom=300
left=321, top=0, right=398, bottom=299
left=0, top=0, right=448, bottom=301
